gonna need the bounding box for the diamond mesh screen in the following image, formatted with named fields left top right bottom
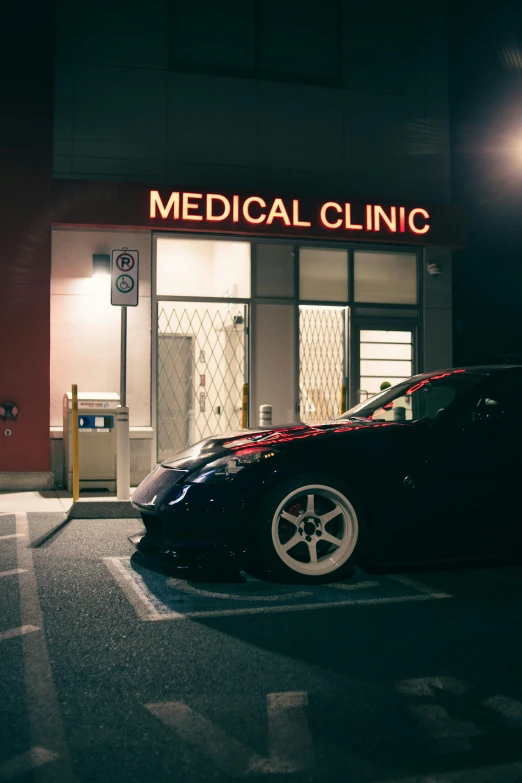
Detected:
left=157, top=302, right=248, bottom=462
left=299, top=306, right=346, bottom=423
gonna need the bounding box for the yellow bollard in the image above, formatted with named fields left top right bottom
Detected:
left=340, top=384, right=347, bottom=415
left=241, top=383, right=249, bottom=429
left=72, top=384, right=80, bottom=502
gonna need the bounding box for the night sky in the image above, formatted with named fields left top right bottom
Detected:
left=450, top=0, right=522, bottom=365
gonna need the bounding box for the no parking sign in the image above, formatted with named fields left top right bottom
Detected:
left=111, top=249, right=139, bottom=306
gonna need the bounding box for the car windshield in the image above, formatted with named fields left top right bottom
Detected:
left=338, top=370, right=486, bottom=424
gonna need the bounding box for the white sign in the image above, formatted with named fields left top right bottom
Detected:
left=111, top=249, right=139, bottom=306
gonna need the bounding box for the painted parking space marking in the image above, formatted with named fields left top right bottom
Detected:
left=408, top=703, right=485, bottom=753
left=0, top=624, right=40, bottom=643
left=395, top=676, right=472, bottom=697
left=0, top=568, right=27, bottom=578
left=483, top=695, right=522, bottom=728
left=329, top=579, right=380, bottom=591
left=103, top=555, right=184, bottom=621
left=104, top=556, right=452, bottom=622
left=0, top=532, right=26, bottom=541
left=146, top=691, right=314, bottom=776
left=14, top=512, right=75, bottom=781
left=388, top=573, right=452, bottom=595
left=165, top=577, right=314, bottom=602
left=0, top=747, right=59, bottom=781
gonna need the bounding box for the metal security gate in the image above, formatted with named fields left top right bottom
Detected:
left=157, top=302, right=249, bottom=462
left=299, top=306, right=347, bottom=423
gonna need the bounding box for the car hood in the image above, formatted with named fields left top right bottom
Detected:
left=161, top=419, right=404, bottom=471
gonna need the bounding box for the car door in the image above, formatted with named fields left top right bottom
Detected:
left=420, top=370, right=522, bottom=558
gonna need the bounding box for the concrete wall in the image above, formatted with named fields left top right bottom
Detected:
left=51, top=228, right=152, bottom=428
left=53, top=0, right=451, bottom=203
left=422, top=247, right=453, bottom=371
left=50, top=228, right=153, bottom=486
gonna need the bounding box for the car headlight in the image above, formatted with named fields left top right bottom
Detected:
left=187, top=447, right=278, bottom=484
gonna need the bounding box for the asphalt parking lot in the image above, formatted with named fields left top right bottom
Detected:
left=2, top=511, right=522, bottom=783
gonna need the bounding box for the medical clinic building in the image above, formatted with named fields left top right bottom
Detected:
left=0, top=1, right=462, bottom=490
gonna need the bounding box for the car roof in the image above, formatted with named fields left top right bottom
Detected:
left=412, top=365, right=522, bottom=381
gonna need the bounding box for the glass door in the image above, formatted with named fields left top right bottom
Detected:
left=355, top=324, right=416, bottom=403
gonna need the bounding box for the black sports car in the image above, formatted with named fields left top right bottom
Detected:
left=131, top=366, right=522, bottom=583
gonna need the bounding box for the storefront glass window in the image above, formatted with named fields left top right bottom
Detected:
left=359, top=330, right=414, bottom=399
left=255, top=244, right=294, bottom=298
left=354, top=251, right=417, bottom=304
left=156, top=237, right=251, bottom=298
left=299, top=248, right=348, bottom=302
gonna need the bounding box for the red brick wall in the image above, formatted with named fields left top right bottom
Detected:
left=0, top=5, right=54, bottom=472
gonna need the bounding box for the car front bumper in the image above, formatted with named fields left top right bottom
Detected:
left=131, top=475, right=255, bottom=570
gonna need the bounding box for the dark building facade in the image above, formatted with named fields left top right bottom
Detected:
left=0, top=1, right=462, bottom=490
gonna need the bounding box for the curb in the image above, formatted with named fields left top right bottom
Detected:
left=66, top=500, right=141, bottom=519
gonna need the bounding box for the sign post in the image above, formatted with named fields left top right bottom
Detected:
left=111, top=248, right=139, bottom=500
left=71, top=384, right=79, bottom=502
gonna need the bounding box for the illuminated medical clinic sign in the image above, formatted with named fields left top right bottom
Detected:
left=149, top=189, right=450, bottom=246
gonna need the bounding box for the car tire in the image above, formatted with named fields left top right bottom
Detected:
left=253, top=473, right=365, bottom=584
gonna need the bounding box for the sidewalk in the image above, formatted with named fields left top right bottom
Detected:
left=0, top=489, right=140, bottom=518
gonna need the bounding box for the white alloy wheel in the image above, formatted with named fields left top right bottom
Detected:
left=270, top=484, right=359, bottom=577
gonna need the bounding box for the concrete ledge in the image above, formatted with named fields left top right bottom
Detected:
left=0, top=472, right=55, bottom=491
left=67, top=500, right=141, bottom=519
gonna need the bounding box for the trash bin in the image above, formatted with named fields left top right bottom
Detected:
left=63, top=392, right=120, bottom=493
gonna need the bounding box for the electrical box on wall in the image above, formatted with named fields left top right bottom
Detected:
left=63, top=392, right=120, bottom=492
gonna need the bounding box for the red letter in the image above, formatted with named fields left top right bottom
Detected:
left=408, top=208, right=430, bottom=235
left=233, top=195, right=239, bottom=222
left=374, top=205, right=397, bottom=232
left=266, top=198, right=291, bottom=226
left=345, top=203, right=363, bottom=230
left=206, top=194, right=231, bottom=221
left=243, top=196, right=266, bottom=224
left=182, top=193, right=203, bottom=221
left=366, top=204, right=373, bottom=231
left=399, top=207, right=406, bottom=232
left=320, top=202, right=342, bottom=229
left=292, top=200, right=311, bottom=227
left=150, top=190, right=180, bottom=219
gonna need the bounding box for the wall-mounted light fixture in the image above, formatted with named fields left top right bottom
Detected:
left=426, top=260, right=441, bottom=277
left=92, top=253, right=110, bottom=277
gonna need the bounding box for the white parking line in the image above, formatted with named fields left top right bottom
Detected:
left=266, top=692, right=315, bottom=773
left=0, top=532, right=26, bottom=541
left=146, top=691, right=314, bottom=775
left=103, top=556, right=184, bottom=620
left=394, top=676, right=472, bottom=697
left=166, top=577, right=314, bottom=602
left=105, top=557, right=452, bottom=621
left=0, top=568, right=27, bottom=578
left=483, top=695, right=522, bottom=728
left=0, top=625, right=40, bottom=643
left=330, top=580, right=379, bottom=591
left=14, top=512, right=75, bottom=781
left=0, top=747, right=59, bottom=781
left=149, top=592, right=452, bottom=620
left=408, top=704, right=485, bottom=754
left=388, top=573, right=452, bottom=597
